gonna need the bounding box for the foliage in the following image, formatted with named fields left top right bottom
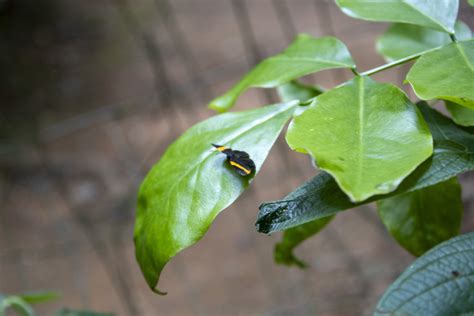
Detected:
left=134, top=0, right=474, bottom=306
left=376, top=21, right=471, bottom=62
left=0, top=291, right=113, bottom=316
left=447, top=100, right=474, bottom=126
left=208, top=35, right=354, bottom=112
left=406, top=39, right=474, bottom=109
left=0, top=291, right=58, bottom=316
left=335, top=0, right=459, bottom=33
left=134, top=102, right=298, bottom=293
left=286, top=76, right=433, bottom=202
left=377, top=177, right=462, bottom=256
left=375, top=232, right=474, bottom=315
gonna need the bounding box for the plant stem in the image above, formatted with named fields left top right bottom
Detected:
left=360, top=46, right=440, bottom=77
left=351, top=67, right=360, bottom=76
left=450, top=33, right=458, bottom=42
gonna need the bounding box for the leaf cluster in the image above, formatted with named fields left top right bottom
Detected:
left=133, top=0, right=474, bottom=311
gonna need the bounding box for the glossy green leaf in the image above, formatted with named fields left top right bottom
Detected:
left=277, top=80, right=323, bottom=103
left=377, top=21, right=472, bottom=62
left=135, top=102, right=298, bottom=293
left=286, top=76, right=433, bottom=202
left=0, top=295, right=34, bottom=316
left=256, top=103, right=474, bottom=234
left=335, top=0, right=459, bottom=33
left=54, top=309, right=113, bottom=316
left=446, top=101, right=474, bottom=126
left=375, top=232, right=474, bottom=315
left=275, top=216, right=334, bottom=268
left=407, top=39, right=474, bottom=109
left=377, top=177, right=462, bottom=256
left=208, top=34, right=355, bottom=112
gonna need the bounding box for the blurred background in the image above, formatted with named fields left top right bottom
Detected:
left=1, top=0, right=473, bottom=315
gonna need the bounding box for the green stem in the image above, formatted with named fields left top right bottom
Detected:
left=351, top=67, right=360, bottom=76
left=360, top=46, right=440, bottom=77
left=450, top=33, right=458, bottom=42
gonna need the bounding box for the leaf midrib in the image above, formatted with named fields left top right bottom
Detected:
left=161, top=103, right=296, bottom=217
left=357, top=76, right=365, bottom=190
left=274, top=56, right=352, bottom=67
left=455, top=41, right=474, bottom=72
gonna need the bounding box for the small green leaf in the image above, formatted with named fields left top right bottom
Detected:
left=19, top=291, right=60, bottom=304
left=54, top=309, right=113, bottom=316
left=375, top=232, right=474, bottom=315
left=208, top=34, right=355, bottom=112
left=446, top=101, right=474, bottom=126
left=275, top=216, right=334, bottom=268
left=277, top=80, right=323, bottom=103
left=336, top=0, right=459, bottom=33
left=135, top=102, right=298, bottom=293
left=377, top=177, right=462, bottom=256
left=377, top=21, right=472, bottom=62
left=286, top=76, right=433, bottom=202
left=407, top=39, right=474, bottom=109
left=256, top=103, right=474, bottom=233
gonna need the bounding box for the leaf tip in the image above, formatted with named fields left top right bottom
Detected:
left=208, top=93, right=236, bottom=113
left=152, top=287, right=168, bottom=296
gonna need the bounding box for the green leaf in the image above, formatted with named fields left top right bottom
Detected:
left=407, top=39, right=474, bottom=109
left=446, top=101, right=474, bottom=126
left=54, top=309, right=113, bottom=316
left=275, top=216, right=334, bottom=268
left=135, top=102, right=298, bottom=293
left=375, top=232, right=474, bottom=315
left=256, top=103, right=474, bottom=234
left=277, top=80, right=323, bottom=103
left=335, top=0, right=459, bottom=33
left=19, top=291, right=60, bottom=304
left=0, top=295, right=34, bottom=316
left=469, top=0, right=474, bottom=6
left=377, top=21, right=472, bottom=62
left=377, top=177, right=462, bottom=256
left=286, top=76, right=433, bottom=202
left=208, top=34, right=355, bottom=112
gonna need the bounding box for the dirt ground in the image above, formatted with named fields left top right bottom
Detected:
left=1, top=1, right=473, bottom=315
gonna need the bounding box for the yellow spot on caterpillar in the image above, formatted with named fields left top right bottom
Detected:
left=230, top=161, right=251, bottom=174
left=216, top=146, right=226, bottom=152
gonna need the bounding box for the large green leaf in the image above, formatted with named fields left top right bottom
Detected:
left=407, top=39, right=474, bottom=109
left=135, top=102, right=298, bottom=293
left=286, top=76, right=433, bottom=202
left=377, top=177, right=462, bottom=256
left=377, top=21, right=472, bottom=62
left=272, top=81, right=330, bottom=268
left=335, top=0, right=459, bottom=33
left=274, top=216, right=334, bottom=268
left=446, top=101, right=474, bottom=126
left=256, top=103, right=474, bottom=233
left=208, top=35, right=355, bottom=112
left=375, top=232, right=474, bottom=315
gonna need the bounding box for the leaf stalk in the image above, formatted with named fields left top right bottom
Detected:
left=360, top=46, right=440, bottom=77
